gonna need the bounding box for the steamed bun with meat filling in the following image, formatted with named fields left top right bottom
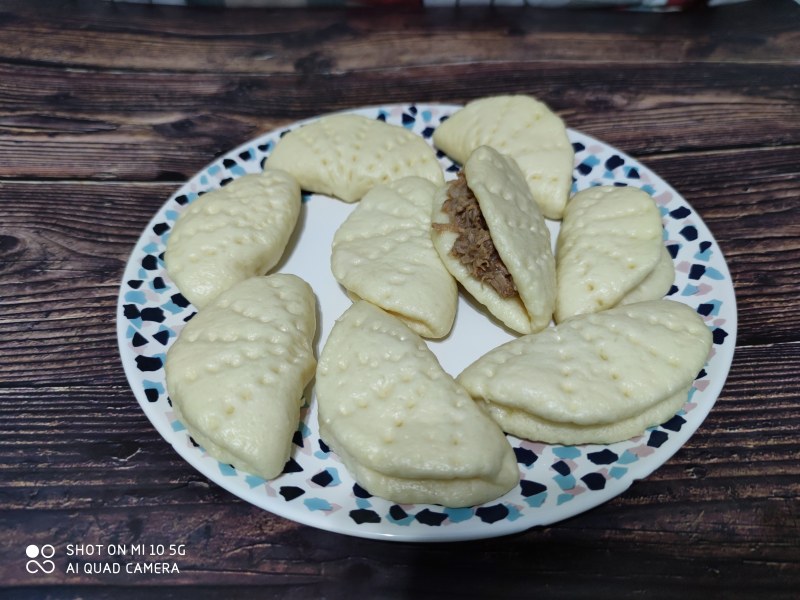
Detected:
left=316, top=301, right=519, bottom=507
left=457, top=300, right=712, bottom=445
left=165, top=274, right=317, bottom=481
left=431, top=145, right=556, bottom=334
left=555, top=185, right=666, bottom=322
left=331, top=176, right=457, bottom=339
left=164, top=168, right=301, bottom=309
left=267, top=113, right=444, bottom=203
left=433, top=94, right=574, bottom=220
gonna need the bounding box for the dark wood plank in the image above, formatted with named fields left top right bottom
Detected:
left=0, top=0, right=796, bottom=74
left=2, top=493, right=798, bottom=595
left=0, top=60, right=797, bottom=181
left=0, top=0, right=798, bottom=596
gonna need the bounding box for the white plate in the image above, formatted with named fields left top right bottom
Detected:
left=117, top=103, right=737, bottom=542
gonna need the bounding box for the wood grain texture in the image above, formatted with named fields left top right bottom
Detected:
left=0, top=0, right=797, bottom=72
left=0, top=61, right=797, bottom=181
left=1, top=0, right=798, bottom=597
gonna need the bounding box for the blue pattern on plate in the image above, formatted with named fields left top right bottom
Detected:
left=118, top=103, right=736, bottom=541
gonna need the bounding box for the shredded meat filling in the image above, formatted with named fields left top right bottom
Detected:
left=435, top=172, right=518, bottom=298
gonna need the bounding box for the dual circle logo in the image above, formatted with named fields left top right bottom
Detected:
left=25, top=544, right=55, bottom=574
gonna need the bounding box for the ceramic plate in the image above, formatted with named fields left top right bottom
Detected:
left=117, top=103, right=737, bottom=542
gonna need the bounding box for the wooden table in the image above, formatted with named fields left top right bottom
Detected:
left=1, top=0, right=798, bottom=597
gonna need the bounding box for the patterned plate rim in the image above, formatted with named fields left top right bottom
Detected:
left=117, top=103, right=737, bottom=542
